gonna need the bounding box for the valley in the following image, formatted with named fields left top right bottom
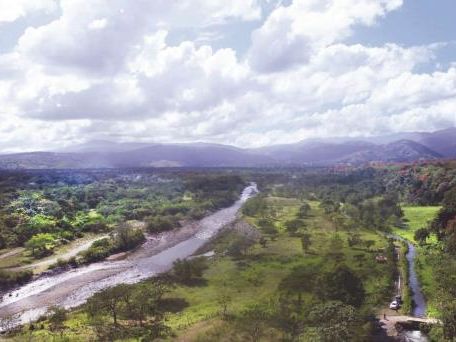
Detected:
left=0, top=165, right=455, bottom=341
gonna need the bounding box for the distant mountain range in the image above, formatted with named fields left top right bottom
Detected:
left=1, top=128, right=455, bottom=169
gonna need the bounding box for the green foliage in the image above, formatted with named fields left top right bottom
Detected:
left=0, top=170, right=245, bottom=254
left=297, top=202, right=311, bottom=218
left=237, top=302, right=272, bottom=341
left=114, top=224, right=145, bottom=252
left=146, top=216, right=176, bottom=233
left=414, top=227, right=430, bottom=245
left=80, top=237, right=113, bottom=263
left=301, top=233, right=312, bottom=253
left=72, top=211, right=107, bottom=233
left=317, top=265, right=365, bottom=308
left=284, top=219, right=304, bottom=235
left=87, top=284, right=130, bottom=325
left=47, top=306, right=67, bottom=332
left=172, top=258, right=209, bottom=284
left=85, top=280, right=171, bottom=340
left=0, top=269, right=32, bottom=290
left=243, top=196, right=267, bottom=217
left=25, top=233, right=57, bottom=257
left=257, top=218, right=278, bottom=239
left=9, top=166, right=456, bottom=340
left=27, top=214, right=57, bottom=232
left=309, top=301, right=360, bottom=342
left=280, top=264, right=316, bottom=297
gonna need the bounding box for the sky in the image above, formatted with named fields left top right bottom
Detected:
left=0, top=0, right=455, bottom=152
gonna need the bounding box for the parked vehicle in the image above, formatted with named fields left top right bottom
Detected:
left=389, top=300, right=400, bottom=310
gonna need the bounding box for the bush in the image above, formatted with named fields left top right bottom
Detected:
left=284, top=219, right=304, bottom=235
left=113, top=225, right=146, bottom=252
left=80, top=238, right=113, bottom=263
left=317, top=265, right=365, bottom=308
left=49, top=256, right=79, bottom=270
left=25, top=233, right=57, bottom=258
left=172, top=258, right=208, bottom=284
left=0, top=269, right=33, bottom=291
left=147, top=217, right=176, bottom=233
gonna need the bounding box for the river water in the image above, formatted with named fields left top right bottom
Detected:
left=406, top=242, right=427, bottom=317
left=392, top=236, right=429, bottom=341
left=0, top=184, right=258, bottom=327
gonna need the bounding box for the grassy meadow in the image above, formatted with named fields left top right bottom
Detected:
left=392, top=206, right=441, bottom=243
left=167, top=198, right=395, bottom=340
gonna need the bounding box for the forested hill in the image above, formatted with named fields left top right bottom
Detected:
left=0, top=128, right=455, bottom=169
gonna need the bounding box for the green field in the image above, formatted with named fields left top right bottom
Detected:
left=167, top=199, right=394, bottom=340
left=393, top=206, right=441, bottom=318
left=392, top=206, right=441, bottom=243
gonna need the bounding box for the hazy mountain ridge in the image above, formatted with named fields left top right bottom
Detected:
left=0, top=128, right=455, bottom=169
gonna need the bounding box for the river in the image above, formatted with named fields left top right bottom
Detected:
left=391, top=235, right=429, bottom=341
left=0, top=184, right=258, bottom=328
left=406, top=242, right=427, bottom=318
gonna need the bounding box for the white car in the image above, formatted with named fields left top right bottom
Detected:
left=389, top=300, right=400, bottom=310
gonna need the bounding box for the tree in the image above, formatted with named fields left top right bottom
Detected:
left=347, top=233, right=362, bottom=248
left=238, top=303, right=271, bottom=342
left=284, top=219, right=303, bottom=235
left=297, top=202, right=311, bottom=218
left=227, top=236, right=255, bottom=257
left=317, top=265, right=365, bottom=307
left=172, top=258, right=208, bottom=284
left=114, top=223, right=145, bottom=252
left=330, top=213, right=347, bottom=232
left=280, top=265, right=316, bottom=303
left=441, top=300, right=456, bottom=340
left=364, top=240, right=375, bottom=251
left=259, top=236, right=268, bottom=248
left=353, top=254, right=365, bottom=266
left=414, top=228, right=430, bottom=245
left=274, top=296, right=306, bottom=341
left=243, top=197, right=267, bottom=217
left=310, top=302, right=359, bottom=342
left=258, top=219, right=278, bottom=240
left=25, top=233, right=56, bottom=257
left=86, top=284, right=129, bottom=325
left=48, top=306, right=67, bottom=335
left=147, top=216, right=175, bottom=233
left=301, top=233, right=312, bottom=254
left=27, top=214, right=57, bottom=233
left=320, top=200, right=339, bottom=214
left=216, top=291, right=232, bottom=319
left=326, top=234, right=344, bottom=262
left=126, top=282, right=169, bottom=327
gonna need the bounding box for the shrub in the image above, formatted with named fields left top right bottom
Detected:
left=172, top=257, right=208, bottom=284
left=0, top=269, right=33, bottom=291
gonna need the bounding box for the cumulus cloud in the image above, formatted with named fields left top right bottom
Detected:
left=248, top=0, right=403, bottom=72
left=1, top=0, right=456, bottom=151
left=0, top=0, right=57, bottom=23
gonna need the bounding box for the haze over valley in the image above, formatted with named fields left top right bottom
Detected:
left=1, top=127, right=456, bottom=169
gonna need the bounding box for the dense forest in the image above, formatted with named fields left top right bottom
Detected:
left=0, top=170, right=245, bottom=289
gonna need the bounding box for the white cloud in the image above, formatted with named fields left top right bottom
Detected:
left=248, top=0, right=403, bottom=72
left=88, top=18, right=108, bottom=30
left=2, top=0, right=456, bottom=152
left=0, top=0, right=57, bottom=23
